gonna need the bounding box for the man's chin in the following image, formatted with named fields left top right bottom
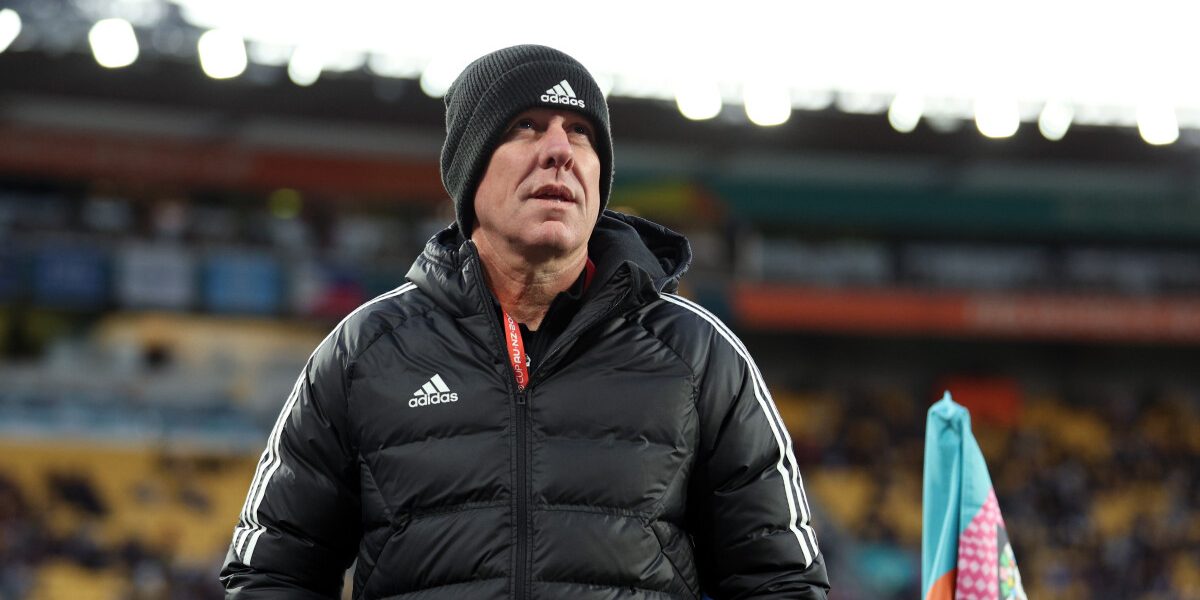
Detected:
left=518, top=223, right=586, bottom=256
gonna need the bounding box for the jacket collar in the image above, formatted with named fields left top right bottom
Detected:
left=405, top=210, right=692, bottom=353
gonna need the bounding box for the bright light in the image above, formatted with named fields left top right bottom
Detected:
left=974, top=97, right=1020, bottom=138
left=1038, top=101, right=1074, bottom=141
left=1136, top=103, right=1179, bottom=145
left=368, top=53, right=420, bottom=78
left=0, top=9, right=21, bottom=54
left=153, top=0, right=1200, bottom=136
left=198, top=29, right=247, bottom=79
left=419, top=56, right=467, bottom=98
left=887, top=93, right=923, bottom=133
left=88, top=18, right=139, bottom=69
left=836, top=92, right=885, bottom=114
left=593, top=72, right=615, bottom=98
left=675, top=81, right=722, bottom=121
left=248, top=41, right=292, bottom=67
left=744, top=82, right=791, bottom=127
left=288, top=46, right=322, bottom=87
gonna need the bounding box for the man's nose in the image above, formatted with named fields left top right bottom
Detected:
left=538, top=119, right=574, bottom=171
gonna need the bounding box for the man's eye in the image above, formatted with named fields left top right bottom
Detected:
left=571, top=124, right=592, bottom=137
left=515, top=119, right=535, bottom=129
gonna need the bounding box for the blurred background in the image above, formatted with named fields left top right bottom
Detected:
left=1, top=1, right=1198, bottom=598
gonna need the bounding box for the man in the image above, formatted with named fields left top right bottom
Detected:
left=221, top=45, right=829, bottom=599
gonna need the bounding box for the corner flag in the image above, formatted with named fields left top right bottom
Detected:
left=922, top=392, right=1027, bottom=600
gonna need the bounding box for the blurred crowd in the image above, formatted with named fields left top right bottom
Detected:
left=0, top=450, right=239, bottom=599
left=2, top=371, right=1196, bottom=599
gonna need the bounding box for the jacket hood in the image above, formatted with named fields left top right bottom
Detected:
left=406, top=210, right=692, bottom=321
left=588, top=210, right=691, bottom=296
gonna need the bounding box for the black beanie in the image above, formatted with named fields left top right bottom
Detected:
left=439, top=44, right=613, bottom=235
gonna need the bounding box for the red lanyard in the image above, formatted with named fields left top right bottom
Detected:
left=504, top=310, right=528, bottom=390
left=502, top=257, right=595, bottom=391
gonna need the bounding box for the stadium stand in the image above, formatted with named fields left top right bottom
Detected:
left=1, top=157, right=1198, bottom=599
left=2, top=10, right=1199, bottom=597
left=0, top=441, right=258, bottom=599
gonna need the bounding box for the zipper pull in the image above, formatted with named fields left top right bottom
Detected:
left=516, top=391, right=527, bottom=405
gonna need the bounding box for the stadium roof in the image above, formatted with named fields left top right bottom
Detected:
left=3, top=0, right=1200, bottom=145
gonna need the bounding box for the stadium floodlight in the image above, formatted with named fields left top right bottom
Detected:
left=974, top=96, right=1019, bottom=138
left=675, top=81, right=722, bottom=121
left=88, top=18, right=139, bottom=69
left=419, top=56, right=466, bottom=98
left=0, top=8, right=20, bottom=55
left=198, top=28, right=247, bottom=79
left=152, top=0, right=1200, bottom=137
left=368, top=52, right=420, bottom=79
left=593, top=72, right=615, bottom=99
left=1136, top=103, right=1178, bottom=145
left=744, top=82, right=791, bottom=127
left=1038, top=100, right=1073, bottom=141
left=288, top=46, right=322, bottom=87
left=887, top=93, right=923, bottom=133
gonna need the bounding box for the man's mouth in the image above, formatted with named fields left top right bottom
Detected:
left=530, top=184, right=575, bottom=203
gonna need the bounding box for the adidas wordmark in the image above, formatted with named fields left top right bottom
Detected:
left=540, top=79, right=585, bottom=108
left=408, top=374, right=458, bottom=407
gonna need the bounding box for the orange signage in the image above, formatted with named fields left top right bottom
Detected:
left=0, top=126, right=444, bottom=199
left=734, top=284, right=1200, bottom=343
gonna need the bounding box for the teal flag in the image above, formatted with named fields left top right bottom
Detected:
left=922, top=392, right=1027, bottom=600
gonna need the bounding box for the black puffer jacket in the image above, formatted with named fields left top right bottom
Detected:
left=221, top=212, right=829, bottom=599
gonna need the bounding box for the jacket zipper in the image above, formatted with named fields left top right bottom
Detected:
left=514, top=388, right=529, bottom=599
left=510, top=299, right=621, bottom=599
left=465, top=242, right=632, bottom=599
left=462, top=242, right=534, bottom=599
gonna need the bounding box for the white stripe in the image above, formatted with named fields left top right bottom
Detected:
left=431, top=374, right=450, bottom=393
left=661, top=294, right=819, bottom=564
left=231, top=526, right=248, bottom=554
left=235, top=387, right=296, bottom=540
left=236, top=373, right=306, bottom=558
left=233, top=282, right=418, bottom=565
left=422, top=382, right=438, bottom=395
left=241, top=282, right=418, bottom=562
left=552, top=84, right=567, bottom=96
left=559, top=80, right=577, bottom=98
left=665, top=293, right=816, bottom=524
left=667, top=292, right=816, bottom=559
left=244, top=531, right=262, bottom=567
left=667, top=293, right=819, bottom=556
left=667, top=293, right=819, bottom=554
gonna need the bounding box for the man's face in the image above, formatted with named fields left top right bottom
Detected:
left=471, top=108, right=601, bottom=259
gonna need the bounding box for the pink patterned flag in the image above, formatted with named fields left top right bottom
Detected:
left=922, top=393, right=1027, bottom=600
